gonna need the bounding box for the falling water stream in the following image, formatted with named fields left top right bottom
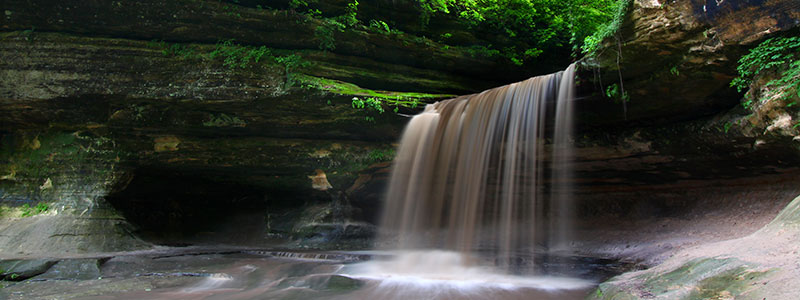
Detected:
left=381, top=64, right=577, bottom=258
left=340, top=63, right=589, bottom=298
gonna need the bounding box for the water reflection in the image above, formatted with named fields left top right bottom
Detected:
left=1, top=249, right=619, bottom=300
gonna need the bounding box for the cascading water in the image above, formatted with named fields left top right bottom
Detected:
left=341, top=64, right=585, bottom=298
left=382, top=63, right=576, bottom=263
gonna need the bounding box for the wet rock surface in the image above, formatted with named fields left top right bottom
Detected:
left=0, top=248, right=622, bottom=300
left=0, top=259, right=58, bottom=281
left=590, top=194, right=800, bottom=300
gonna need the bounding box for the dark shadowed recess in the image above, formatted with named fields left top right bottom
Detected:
left=104, top=167, right=313, bottom=247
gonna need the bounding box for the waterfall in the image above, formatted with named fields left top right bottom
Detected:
left=379, top=63, right=577, bottom=270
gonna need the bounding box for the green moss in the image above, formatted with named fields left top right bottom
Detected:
left=297, top=74, right=453, bottom=104
left=0, top=131, right=123, bottom=208
left=593, top=257, right=774, bottom=299
left=689, top=267, right=772, bottom=299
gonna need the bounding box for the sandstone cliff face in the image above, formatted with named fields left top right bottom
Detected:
left=569, top=0, right=800, bottom=199
left=0, top=0, right=798, bottom=271
left=578, top=1, right=800, bottom=298
left=2, top=0, right=508, bottom=254
left=579, top=0, right=800, bottom=125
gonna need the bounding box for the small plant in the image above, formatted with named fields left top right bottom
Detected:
left=314, top=19, right=345, bottom=51
left=289, top=0, right=317, bottom=10
left=604, top=83, right=629, bottom=103
left=367, top=148, right=396, bottom=161
left=369, top=19, right=392, bottom=34
left=306, top=8, right=322, bottom=18
left=335, top=0, right=359, bottom=28
left=203, top=113, right=246, bottom=127
left=352, top=97, right=386, bottom=122
left=723, top=121, right=734, bottom=133
left=222, top=5, right=242, bottom=18
left=209, top=40, right=271, bottom=69
left=20, top=202, right=48, bottom=217
left=21, top=26, right=35, bottom=41
left=156, top=41, right=197, bottom=59
left=275, top=54, right=311, bottom=89
left=670, top=66, right=680, bottom=76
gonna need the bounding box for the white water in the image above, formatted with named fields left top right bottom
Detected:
left=358, top=64, right=582, bottom=294
left=343, top=251, right=591, bottom=289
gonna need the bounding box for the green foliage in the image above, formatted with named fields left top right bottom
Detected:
left=670, top=65, right=680, bottom=76
left=312, top=0, right=359, bottom=51
left=723, top=121, right=734, bottom=133
left=203, top=113, right=246, bottom=127
left=352, top=97, right=384, bottom=121
left=209, top=40, right=271, bottom=69
left=21, top=26, right=35, bottom=42
left=289, top=0, right=318, bottom=10
left=415, top=0, right=620, bottom=62
left=352, top=97, right=385, bottom=113
left=149, top=40, right=199, bottom=59
left=20, top=202, right=49, bottom=217
left=336, top=0, right=360, bottom=28
left=581, top=0, right=632, bottom=55
left=369, top=19, right=401, bottom=35
left=297, top=75, right=452, bottom=106
left=731, top=36, right=800, bottom=109
left=275, top=54, right=311, bottom=88
left=367, top=148, right=396, bottom=161
left=604, top=83, right=629, bottom=103
left=314, top=19, right=345, bottom=51
left=464, top=45, right=501, bottom=58
left=222, top=4, right=242, bottom=18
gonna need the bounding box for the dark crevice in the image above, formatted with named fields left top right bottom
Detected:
left=105, top=168, right=271, bottom=246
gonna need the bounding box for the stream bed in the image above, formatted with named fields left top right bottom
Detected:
left=0, top=248, right=630, bottom=300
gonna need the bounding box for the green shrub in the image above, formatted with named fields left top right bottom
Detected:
left=731, top=36, right=800, bottom=109
left=369, top=20, right=392, bottom=34
left=314, top=19, right=345, bottom=51
left=209, top=40, right=271, bottom=69
left=275, top=54, right=311, bottom=88
left=336, top=0, right=359, bottom=28
left=581, top=0, right=633, bottom=55
left=416, top=0, right=621, bottom=62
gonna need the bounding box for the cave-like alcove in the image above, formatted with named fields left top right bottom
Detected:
left=106, top=168, right=273, bottom=246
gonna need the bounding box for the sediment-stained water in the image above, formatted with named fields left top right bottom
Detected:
left=381, top=64, right=578, bottom=269
left=0, top=249, right=625, bottom=300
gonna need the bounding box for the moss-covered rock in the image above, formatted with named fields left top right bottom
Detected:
left=0, top=0, right=530, bottom=94
left=0, top=259, right=58, bottom=281
left=591, top=194, right=800, bottom=299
